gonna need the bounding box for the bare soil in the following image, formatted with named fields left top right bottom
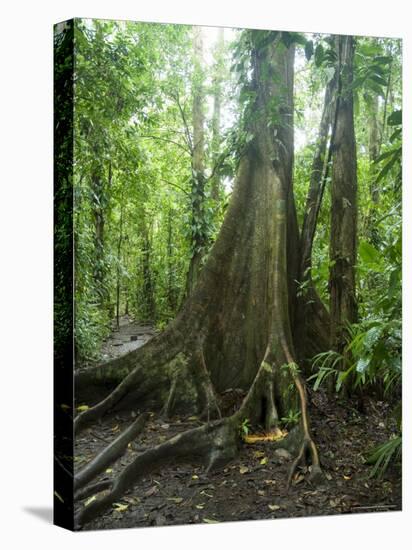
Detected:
left=74, top=386, right=401, bottom=530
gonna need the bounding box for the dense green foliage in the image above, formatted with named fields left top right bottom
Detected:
left=73, top=20, right=239, bottom=359
left=71, top=20, right=401, bottom=474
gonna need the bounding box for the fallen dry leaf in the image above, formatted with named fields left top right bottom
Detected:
left=112, top=502, right=128, bottom=512
left=268, top=504, right=280, bottom=511
left=253, top=450, right=266, bottom=458
left=243, top=429, right=287, bottom=444
left=145, top=486, right=158, bottom=497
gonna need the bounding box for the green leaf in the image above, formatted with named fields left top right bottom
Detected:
left=304, top=40, right=314, bottom=61
left=388, top=109, right=402, bottom=126
left=356, top=357, right=370, bottom=374
left=364, top=326, right=383, bottom=349
left=314, top=43, right=324, bottom=67
left=373, top=55, right=392, bottom=65
left=368, top=74, right=387, bottom=87
left=358, top=241, right=382, bottom=268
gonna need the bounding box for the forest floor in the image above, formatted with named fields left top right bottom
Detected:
left=75, top=318, right=401, bottom=530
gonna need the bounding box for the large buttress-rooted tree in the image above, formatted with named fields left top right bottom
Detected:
left=74, top=33, right=326, bottom=527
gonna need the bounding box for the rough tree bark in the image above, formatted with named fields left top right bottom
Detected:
left=74, top=33, right=327, bottom=528
left=186, top=26, right=207, bottom=294
left=329, top=35, right=358, bottom=355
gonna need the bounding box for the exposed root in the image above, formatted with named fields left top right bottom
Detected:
left=75, top=418, right=238, bottom=528
left=74, top=347, right=182, bottom=434
left=161, top=373, right=179, bottom=419
left=74, top=341, right=323, bottom=528
left=74, top=365, right=146, bottom=434
left=264, top=378, right=280, bottom=433
left=197, top=347, right=222, bottom=421
left=74, top=413, right=149, bottom=493
left=286, top=373, right=323, bottom=490
left=75, top=480, right=113, bottom=503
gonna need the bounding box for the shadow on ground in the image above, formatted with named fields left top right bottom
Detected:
left=23, top=507, right=53, bottom=524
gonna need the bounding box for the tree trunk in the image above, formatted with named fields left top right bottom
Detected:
left=329, top=35, right=358, bottom=355
left=300, top=74, right=336, bottom=279
left=115, top=195, right=124, bottom=330
left=210, top=28, right=224, bottom=202
left=91, top=171, right=105, bottom=298
left=91, top=160, right=112, bottom=312
left=166, top=207, right=178, bottom=312
left=140, top=223, right=156, bottom=323
left=74, top=34, right=326, bottom=527
left=186, top=27, right=207, bottom=294
left=76, top=34, right=329, bottom=398
left=296, top=72, right=337, bottom=364
left=368, top=94, right=380, bottom=203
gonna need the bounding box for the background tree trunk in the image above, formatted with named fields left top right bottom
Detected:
left=329, top=35, right=358, bottom=355
left=210, top=28, right=224, bottom=202
left=186, top=27, right=207, bottom=294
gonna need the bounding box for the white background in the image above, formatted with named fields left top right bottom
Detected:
left=0, top=0, right=410, bottom=548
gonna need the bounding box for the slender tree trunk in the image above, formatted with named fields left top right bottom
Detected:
left=91, top=172, right=105, bottom=291
left=210, top=28, right=224, bottom=202
left=166, top=207, right=178, bottom=312
left=186, top=27, right=207, bottom=295
left=300, top=74, right=336, bottom=279
left=379, top=54, right=393, bottom=151
left=139, top=222, right=156, bottom=323
left=115, top=196, right=124, bottom=330
left=329, top=35, right=358, bottom=355
left=91, top=160, right=112, bottom=311
left=296, top=73, right=337, bottom=364
left=368, top=94, right=380, bottom=203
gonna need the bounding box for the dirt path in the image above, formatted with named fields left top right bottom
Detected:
left=99, top=315, right=158, bottom=362
left=74, top=390, right=401, bottom=530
